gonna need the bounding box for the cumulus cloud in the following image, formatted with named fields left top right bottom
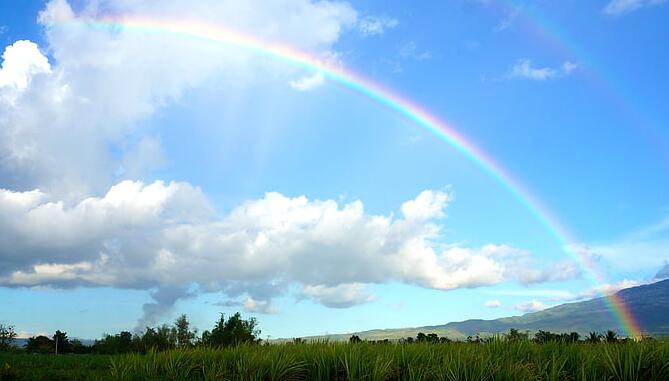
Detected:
left=358, top=16, right=398, bottom=36
left=0, top=40, right=51, bottom=94
left=302, top=283, right=375, bottom=308
left=0, top=183, right=570, bottom=322
left=0, top=0, right=357, bottom=198
left=484, top=299, right=501, bottom=308
left=289, top=72, right=325, bottom=91
left=243, top=297, right=280, bottom=315
left=577, top=279, right=641, bottom=299
left=508, top=59, right=577, bottom=81
left=400, top=190, right=450, bottom=221
left=603, top=0, right=667, bottom=16
left=515, top=300, right=549, bottom=313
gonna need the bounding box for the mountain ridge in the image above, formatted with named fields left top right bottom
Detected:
left=296, top=278, right=669, bottom=341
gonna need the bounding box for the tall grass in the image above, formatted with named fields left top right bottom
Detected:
left=104, top=340, right=669, bottom=381
left=2, top=339, right=669, bottom=380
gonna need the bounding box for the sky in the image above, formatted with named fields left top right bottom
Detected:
left=0, top=0, right=668, bottom=340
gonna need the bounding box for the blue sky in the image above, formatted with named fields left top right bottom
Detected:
left=0, top=0, right=667, bottom=340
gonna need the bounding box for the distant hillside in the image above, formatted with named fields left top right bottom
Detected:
left=13, top=338, right=96, bottom=348
left=302, top=278, right=669, bottom=341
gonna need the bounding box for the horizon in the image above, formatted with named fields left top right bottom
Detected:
left=0, top=0, right=668, bottom=341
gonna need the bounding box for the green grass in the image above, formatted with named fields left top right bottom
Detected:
left=2, top=339, right=669, bottom=380
left=0, top=353, right=112, bottom=381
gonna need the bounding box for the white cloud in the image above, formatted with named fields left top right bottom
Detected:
left=0, top=183, right=570, bottom=322
left=400, top=190, right=451, bottom=221
left=243, top=297, right=279, bottom=315
left=492, top=279, right=645, bottom=309
left=289, top=72, right=325, bottom=91
left=0, top=40, right=51, bottom=94
left=571, top=217, right=669, bottom=273
left=0, top=0, right=357, bottom=198
left=511, top=260, right=580, bottom=284
left=508, top=59, right=577, bottom=81
left=603, top=0, right=667, bottom=16
left=16, top=330, right=50, bottom=339
left=302, top=283, right=375, bottom=308
left=484, top=299, right=501, bottom=308
left=577, top=279, right=642, bottom=299
left=515, top=300, right=549, bottom=313
left=358, top=16, right=398, bottom=36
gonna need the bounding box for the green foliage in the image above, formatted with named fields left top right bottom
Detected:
left=25, top=335, right=54, bottom=354
left=0, top=324, right=17, bottom=352
left=0, top=353, right=112, bottom=380
left=533, top=330, right=581, bottom=343
left=92, top=331, right=135, bottom=354
left=201, top=312, right=260, bottom=347
left=174, top=314, right=197, bottom=348
left=53, top=330, right=71, bottom=354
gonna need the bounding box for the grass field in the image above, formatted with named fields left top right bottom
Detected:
left=2, top=339, right=669, bottom=381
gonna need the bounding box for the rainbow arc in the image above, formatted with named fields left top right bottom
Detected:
left=56, top=16, right=644, bottom=337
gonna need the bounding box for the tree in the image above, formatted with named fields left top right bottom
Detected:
left=466, top=335, right=482, bottom=344
left=0, top=323, right=17, bottom=351
left=174, top=314, right=196, bottom=348
left=507, top=328, right=529, bottom=342
left=92, top=331, right=134, bottom=354
left=604, top=330, right=618, bottom=343
left=70, top=339, right=92, bottom=354
left=586, top=332, right=601, bottom=343
left=203, top=312, right=260, bottom=347
left=26, top=336, right=54, bottom=353
left=349, top=335, right=362, bottom=343
left=53, top=330, right=71, bottom=354
left=139, top=325, right=176, bottom=351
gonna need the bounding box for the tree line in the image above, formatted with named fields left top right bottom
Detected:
left=0, top=316, right=649, bottom=355
left=347, top=328, right=637, bottom=345
left=0, top=312, right=260, bottom=354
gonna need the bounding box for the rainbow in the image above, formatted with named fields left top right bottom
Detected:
left=55, top=15, right=643, bottom=337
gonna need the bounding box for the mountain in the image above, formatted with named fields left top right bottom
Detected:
left=302, top=278, right=669, bottom=341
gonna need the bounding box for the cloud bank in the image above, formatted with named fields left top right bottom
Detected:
left=0, top=0, right=357, bottom=198
left=0, top=183, right=573, bottom=322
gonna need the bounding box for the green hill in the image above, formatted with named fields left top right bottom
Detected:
left=300, top=278, right=669, bottom=341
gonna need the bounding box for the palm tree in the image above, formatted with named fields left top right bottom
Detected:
left=586, top=332, right=601, bottom=343
left=604, top=330, right=618, bottom=343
